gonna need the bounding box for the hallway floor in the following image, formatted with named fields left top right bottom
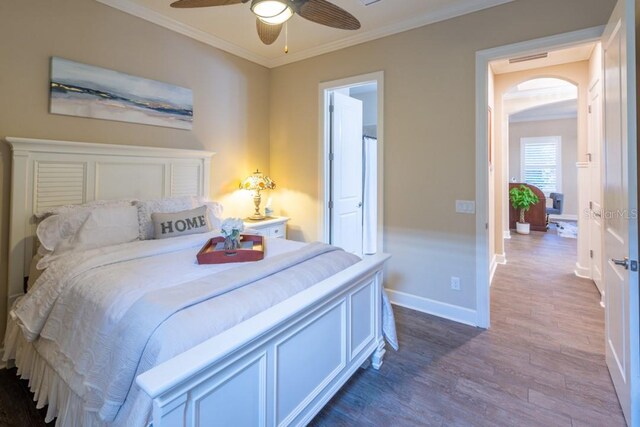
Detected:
left=311, top=231, right=626, bottom=426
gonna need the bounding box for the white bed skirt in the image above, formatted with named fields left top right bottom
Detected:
left=4, top=317, right=112, bottom=427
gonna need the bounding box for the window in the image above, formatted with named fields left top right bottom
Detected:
left=520, top=136, right=561, bottom=196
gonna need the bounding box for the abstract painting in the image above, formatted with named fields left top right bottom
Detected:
left=50, top=57, right=193, bottom=130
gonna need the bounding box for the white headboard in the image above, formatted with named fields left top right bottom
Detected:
left=6, top=136, right=215, bottom=309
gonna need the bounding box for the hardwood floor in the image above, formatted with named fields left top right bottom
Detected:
left=0, top=230, right=625, bottom=426
left=0, top=368, right=51, bottom=426
left=311, top=231, right=625, bottom=426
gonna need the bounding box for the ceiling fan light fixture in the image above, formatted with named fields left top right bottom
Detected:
left=251, top=0, right=293, bottom=25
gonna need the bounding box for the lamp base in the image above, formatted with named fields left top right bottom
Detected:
left=247, top=214, right=266, bottom=221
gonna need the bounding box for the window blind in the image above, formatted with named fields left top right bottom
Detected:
left=521, top=137, right=560, bottom=195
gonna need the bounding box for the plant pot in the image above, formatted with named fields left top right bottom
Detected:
left=516, top=222, right=530, bottom=235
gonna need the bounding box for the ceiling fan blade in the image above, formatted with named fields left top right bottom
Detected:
left=170, top=0, right=247, bottom=8
left=256, top=19, right=283, bottom=45
left=297, top=0, right=360, bottom=30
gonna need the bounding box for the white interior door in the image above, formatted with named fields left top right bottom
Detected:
left=602, top=0, right=638, bottom=424
left=589, top=74, right=604, bottom=295
left=330, top=92, right=364, bottom=257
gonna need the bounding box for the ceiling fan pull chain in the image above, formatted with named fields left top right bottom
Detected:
left=284, top=22, right=289, bottom=54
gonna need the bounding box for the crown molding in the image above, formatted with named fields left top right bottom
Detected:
left=96, top=0, right=272, bottom=67
left=97, top=0, right=516, bottom=69
left=268, top=0, right=516, bottom=67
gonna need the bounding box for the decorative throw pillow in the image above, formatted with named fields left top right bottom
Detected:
left=135, top=197, right=194, bottom=240
left=152, top=206, right=209, bottom=239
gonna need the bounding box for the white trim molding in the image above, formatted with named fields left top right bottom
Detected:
left=490, top=253, right=506, bottom=285
left=475, top=26, right=605, bottom=330
left=575, top=263, right=592, bottom=279
left=97, top=0, right=515, bottom=69
left=386, top=289, right=478, bottom=327
left=268, top=0, right=516, bottom=68
left=96, top=0, right=271, bottom=67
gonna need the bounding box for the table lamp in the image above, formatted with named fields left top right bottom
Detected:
left=241, top=169, right=276, bottom=220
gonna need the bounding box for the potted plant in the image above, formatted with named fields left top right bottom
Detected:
left=509, top=185, right=539, bottom=234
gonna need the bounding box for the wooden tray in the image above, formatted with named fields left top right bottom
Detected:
left=197, top=234, right=264, bottom=264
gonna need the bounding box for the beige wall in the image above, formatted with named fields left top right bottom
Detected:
left=493, top=61, right=589, bottom=258
left=270, top=0, right=615, bottom=311
left=509, top=118, right=579, bottom=216
left=0, top=0, right=271, bottom=340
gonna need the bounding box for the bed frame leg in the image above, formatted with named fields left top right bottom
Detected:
left=371, top=339, right=386, bottom=370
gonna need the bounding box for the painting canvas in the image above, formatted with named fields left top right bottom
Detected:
left=50, top=57, right=193, bottom=130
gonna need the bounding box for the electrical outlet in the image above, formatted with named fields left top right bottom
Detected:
left=451, top=276, right=461, bottom=291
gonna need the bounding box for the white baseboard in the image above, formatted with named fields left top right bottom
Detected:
left=574, top=263, right=592, bottom=279
left=503, top=229, right=511, bottom=239
left=386, top=289, right=477, bottom=327
left=550, top=214, right=578, bottom=221
left=490, top=253, right=506, bottom=286
left=490, top=256, right=497, bottom=285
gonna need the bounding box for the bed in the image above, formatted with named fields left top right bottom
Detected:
left=2, top=137, right=393, bottom=427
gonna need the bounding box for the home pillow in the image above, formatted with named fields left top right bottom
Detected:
left=152, top=206, right=209, bottom=239
left=135, top=197, right=194, bottom=240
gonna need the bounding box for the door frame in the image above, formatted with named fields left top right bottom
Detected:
left=318, top=71, right=385, bottom=251
left=474, top=26, right=604, bottom=328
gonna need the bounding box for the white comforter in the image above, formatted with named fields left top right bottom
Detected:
left=9, top=233, right=364, bottom=426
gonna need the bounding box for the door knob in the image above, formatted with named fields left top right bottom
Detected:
left=612, top=257, right=629, bottom=270
left=357, top=202, right=363, bottom=208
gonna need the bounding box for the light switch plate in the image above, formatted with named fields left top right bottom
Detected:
left=456, top=200, right=476, bottom=214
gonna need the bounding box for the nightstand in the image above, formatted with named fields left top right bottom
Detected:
left=244, top=217, right=289, bottom=239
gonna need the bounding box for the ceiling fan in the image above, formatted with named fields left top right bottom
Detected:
left=170, top=0, right=361, bottom=47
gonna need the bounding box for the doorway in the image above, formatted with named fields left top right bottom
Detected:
left=498, top=76, right=581, bottom=273
left=476, top=6, right=638, bottom=423
left=318, top=72, right=384, bottom=257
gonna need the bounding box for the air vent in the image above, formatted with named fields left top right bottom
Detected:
left=360, top=0, right=382, bottom=5
left=509, top=52, right=548, bottom=64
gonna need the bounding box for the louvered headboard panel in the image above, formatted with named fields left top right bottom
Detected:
left=6, top=137, right=214, bottom=311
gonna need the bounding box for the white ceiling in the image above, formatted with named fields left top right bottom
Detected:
left=97, top=0, right=515, bottom=68
left=510, top=100, right=577, bottom=123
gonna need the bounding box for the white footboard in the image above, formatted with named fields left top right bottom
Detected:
left=136, top=253, right=390, bottom=427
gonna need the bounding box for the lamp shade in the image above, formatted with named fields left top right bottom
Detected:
left=251, top=0, right=294, bottom=25
left=241, top=169, right=276, bottom=192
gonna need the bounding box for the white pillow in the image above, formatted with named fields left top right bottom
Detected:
left=55, top=206, right=139, bottom=253
left=37, top=206, right=139, bottom=269
left=134, top=197, right=194, bottom=240
left=36, top=207, right=94, bottom=251
left=34, top=199, right=135, bottom=221
left=191, top=196, right=224, bottom=231
left=203, top=202, right=223, bottom=230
